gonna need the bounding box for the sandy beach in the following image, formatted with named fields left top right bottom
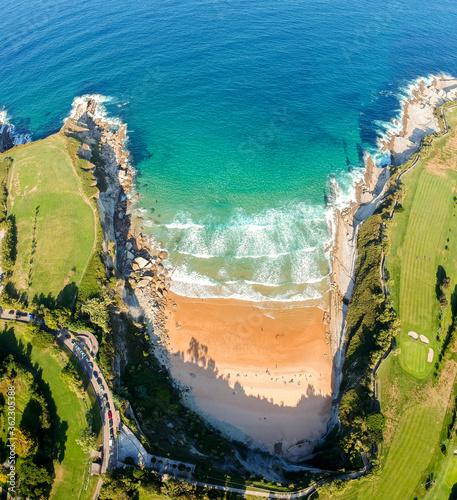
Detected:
left=164, top=291, right=332, bottom=459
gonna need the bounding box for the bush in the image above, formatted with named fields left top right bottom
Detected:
left=76, top=427, right=97, bottom=452
left=124, top=456, right=134, bottom=465
left=1, top=215, right=17, bottom=273
left=366, top=412, right=386, bottom=442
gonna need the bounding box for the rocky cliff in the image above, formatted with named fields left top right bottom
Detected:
left=0, top=121, right=14, bottom=153
left=62, top=98, right=174, bottom=363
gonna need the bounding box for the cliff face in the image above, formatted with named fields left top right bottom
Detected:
left=62, top=98, right=173, bottom=361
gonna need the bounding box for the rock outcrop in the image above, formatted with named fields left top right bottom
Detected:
left=0, top=122, right=15, bottom=153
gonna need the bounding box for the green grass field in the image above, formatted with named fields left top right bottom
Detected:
left=0, top=322, right=101, bottom=499
left=4, top=132, right=97, bottom=306
left=387, top=108, right=457, bottom=378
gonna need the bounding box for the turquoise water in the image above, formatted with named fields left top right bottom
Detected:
left=1, top=0, right=457, bottom=301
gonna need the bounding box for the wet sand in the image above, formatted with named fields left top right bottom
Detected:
left=165, top=291, right=332, bottom=459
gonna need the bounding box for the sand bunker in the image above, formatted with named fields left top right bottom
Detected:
left=408, top=331, right=419, bottom=340
left=420, top=335, right=430, bottom=344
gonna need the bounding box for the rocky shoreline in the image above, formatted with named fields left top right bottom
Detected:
left=62, top=98, right=176, bottom=368
left=0, top=112, right=31, bottom=153
left=327, top=74, right=457, bottom=425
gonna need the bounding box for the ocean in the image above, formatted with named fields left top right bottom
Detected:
left=1, top=0, right=457, bottom=303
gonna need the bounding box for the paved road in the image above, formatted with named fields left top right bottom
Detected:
left=75, top=330, right=99, bottom=357
left=56, top=328, right=120, bottom=473
left=0, top=308, right=34, bottom=324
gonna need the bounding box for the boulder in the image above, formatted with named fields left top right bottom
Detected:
left=78, top=142, right=92, bottom=160
left=134, top=257, right=149, bottom=269
left=137, top=280, right=150, bottom=288
left=126, top=242, right=133, bottom=251
left=126, top=251, right=134, bottom=261
left=159, top=250, right=168, bottom=260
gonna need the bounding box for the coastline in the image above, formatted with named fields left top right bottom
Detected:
left=0, top=114, right=15, bottom=153
left=18, top=75, right=457, bottom=461
left=327, top=74, right=457, bottom=421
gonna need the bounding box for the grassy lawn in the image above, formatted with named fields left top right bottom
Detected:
left=4, top=132, right=97, bottom=306
left=386, top=107, right=457, bottom=378
left=0, top=322, right=101, bottom=499
left=424, top=432, right=457, bottom=499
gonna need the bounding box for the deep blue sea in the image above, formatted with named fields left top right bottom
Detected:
left=1, top=0, right=457, bottom=302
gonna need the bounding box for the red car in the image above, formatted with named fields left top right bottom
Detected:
left=108, top=410, right=112, bottom=420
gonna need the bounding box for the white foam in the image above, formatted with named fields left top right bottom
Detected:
left=0, top=109, right=31, bottom=147
left=165, top=222, right=206, bottom=229
left=170, top=276, right=327, bottom=303
left=374, top=74, right=436, bottom=154
left=67, top=94, right=124, bottom=128
left=175, top=245, right=319, bottom=260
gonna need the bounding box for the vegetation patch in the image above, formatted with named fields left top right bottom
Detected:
left=0, top=323, right=102, bottom=499
left=316, top=105, right=457, bottom=497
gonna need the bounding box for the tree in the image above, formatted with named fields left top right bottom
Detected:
left=81, top=296, right=113, bottom=333
left=366, top=412, right=386, bottom=442
left=76, top=427, right=97, bottom=452
left=15, top=428, right=37, bottom=457
left=0, top=353, right=17, bottom=380
left=26, top=322, right=54, bottom=348
left=60, top=363, right=85, bottom=396
left=18, top=459, right=53, bottom=498
left=162, top=478, right=197, bottom=499
left=1, top=216, right=17, bottom=273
